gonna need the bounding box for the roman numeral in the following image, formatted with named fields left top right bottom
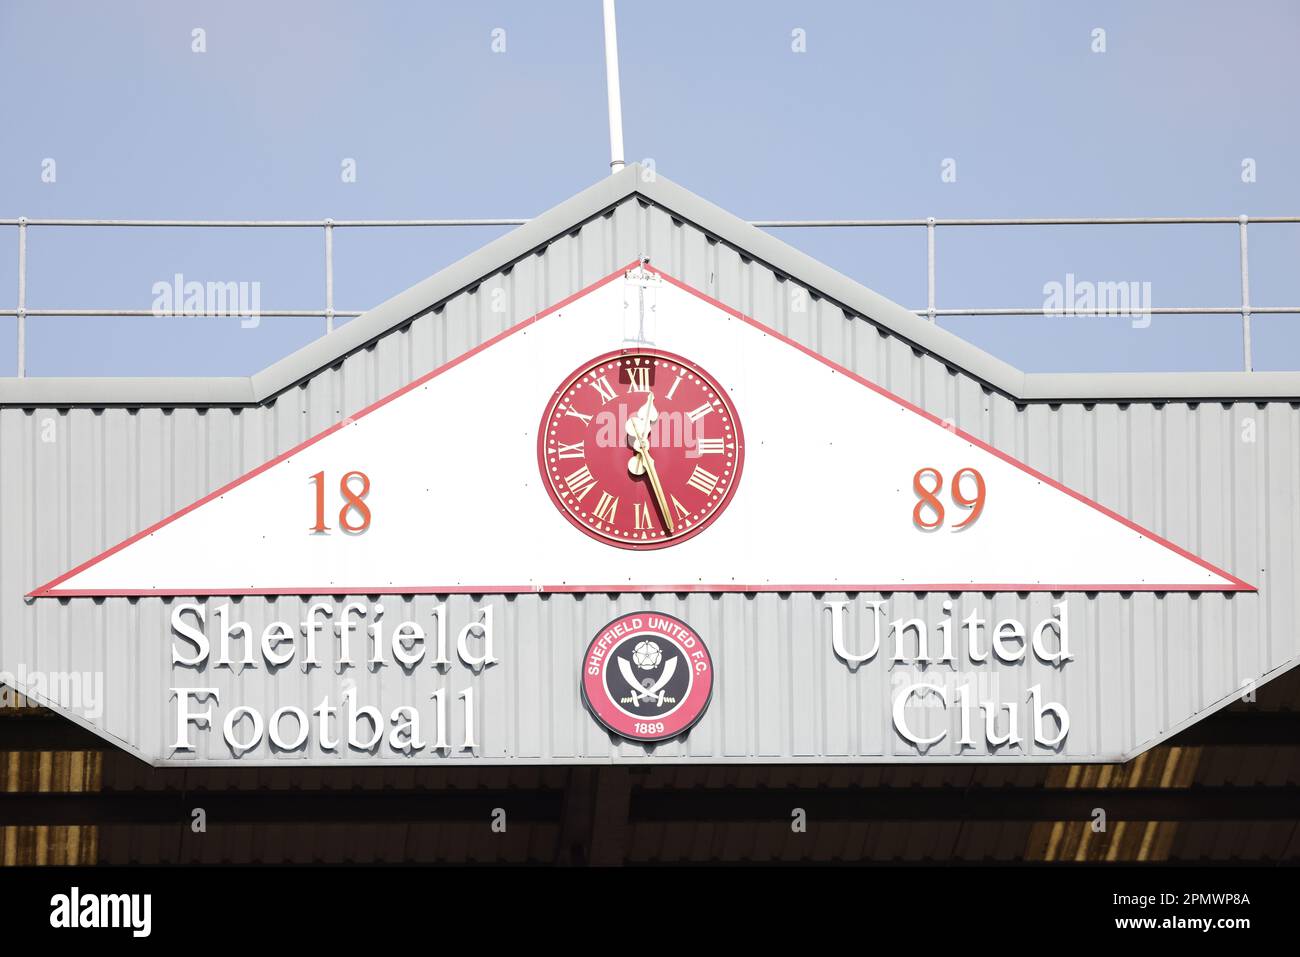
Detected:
left=686, top=403, right=713, bottom=422
left=592, top=376, right=617, bottom=404
left=634, top=502, right=654, bottom=530
left=593, top=491, right=619, bottom=523
left=556, top=441, right=584, bottom=459
left=627, top=367, right=651, bottom=392
left=564, top=406, right=593, bottom=427
left=686, top=465, right=720, bottom=496
left=695, top=437, right=725, bottom=454
left=564, top=465, right=597, bottom=501
left=670, top=495, right=692, bottom=522
left=666, top=375, right=684, bottom=399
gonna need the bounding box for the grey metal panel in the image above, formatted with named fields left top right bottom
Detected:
left=0, top=377, right=255, bottom=406
left=1019, top=371, right=1300, bottom=400
left=0, top=586, right=1292, bottom=767
left=1, top=192, right=1298, bottom=766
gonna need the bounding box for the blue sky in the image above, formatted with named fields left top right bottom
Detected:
left=1, top=0, right=1298, bottom=377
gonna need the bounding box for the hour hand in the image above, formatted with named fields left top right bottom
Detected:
left=624, top=393, right=655, bottom=471
left=625, top=394, right=658, bottom=445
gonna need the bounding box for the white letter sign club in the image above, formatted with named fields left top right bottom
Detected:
left=24, top=262, right=1259, bottom=766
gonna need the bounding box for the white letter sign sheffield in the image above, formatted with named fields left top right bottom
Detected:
left=7, top=173, right=1291, bottom=767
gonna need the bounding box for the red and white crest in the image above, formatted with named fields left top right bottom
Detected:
left=581, top=612, right=714, bottom=742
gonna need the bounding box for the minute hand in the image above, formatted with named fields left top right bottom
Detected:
left=631, top=421, right=675, bottom=533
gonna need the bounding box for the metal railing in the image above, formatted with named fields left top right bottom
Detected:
left=2, top=214, right=1298, bottom=376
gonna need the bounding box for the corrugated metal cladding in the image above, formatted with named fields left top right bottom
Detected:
left=7, top=592, right=1257, bottom=764
left=2, top=195, right=1299, bottom=767
left=0, top=591, right=1283, bottom=765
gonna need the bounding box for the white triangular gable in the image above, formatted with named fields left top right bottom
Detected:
left=32, top=262, right=1249, bottom=597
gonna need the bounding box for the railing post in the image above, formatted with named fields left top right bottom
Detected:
left=926, top=217, right=936, bottom=322
left=16, top=217, right=26, bottom=377
left=1239, top=215, right=1252, bottom=372
left=324, top=218, right=335, bottom=335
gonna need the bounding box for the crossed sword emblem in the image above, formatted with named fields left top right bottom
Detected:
left=618, top=656, right=678, bottom=707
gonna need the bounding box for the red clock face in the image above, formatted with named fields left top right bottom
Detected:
left=538, top=350, right=744, bottom=549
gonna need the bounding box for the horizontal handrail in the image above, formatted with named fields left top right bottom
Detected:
left=3, top=215, right=1298, bottom=227
left=3, top=307, right=1297, bottom=319
left=756, top=215, right=1300, bottom=227
left=5, top=214, right=1297, bottom=376
left=0, top=218, right=527, bottom=228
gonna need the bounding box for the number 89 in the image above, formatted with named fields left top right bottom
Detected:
left=912, top=467, right=985, bottom=530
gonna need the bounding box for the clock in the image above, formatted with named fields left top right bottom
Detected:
left=538, top=350, right=744, bottom=549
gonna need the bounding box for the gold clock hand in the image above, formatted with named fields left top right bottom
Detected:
left=640, top=446, right=675, bottom=534
left=625, top=393, right=658, bottom=442
left=628, top=417, right=674, bottom=534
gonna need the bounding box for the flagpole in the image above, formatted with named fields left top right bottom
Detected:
left=602, top=0, right=626, bottom=172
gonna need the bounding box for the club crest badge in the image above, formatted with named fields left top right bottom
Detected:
left=581, top=612, right=714, bottom=742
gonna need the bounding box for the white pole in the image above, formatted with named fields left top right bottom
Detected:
left=602, top=0, right=626, bottom=172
